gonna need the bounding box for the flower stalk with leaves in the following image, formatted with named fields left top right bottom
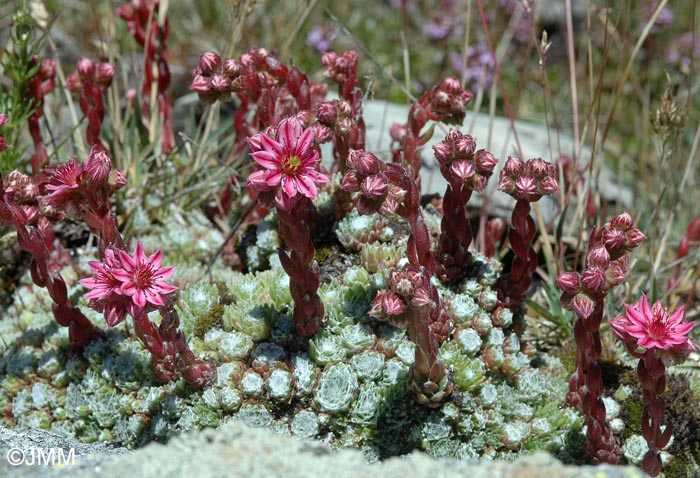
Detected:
left=117, top=0, right=174, bottom=152
left=26, top=57, right=56, bottom=172
left=557, top=212, right=646, bottom=464
left=610, top=294, right=697, bottom=476
left=391, top=77, right=473, bottom=181
left=66, top=58, right=115, bottom=147
left=496, top=156, right=559, bottom=309
left=433, top=129, right=497, bottom=283
left=343, top=149, right=453, bottom=406
left=246, top=116, right=329, bottom=338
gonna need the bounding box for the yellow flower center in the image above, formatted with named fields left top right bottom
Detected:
left=285, top=155, right=301, bottom=173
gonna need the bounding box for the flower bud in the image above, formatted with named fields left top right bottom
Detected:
left=95, top=62, right=116, bottom=86
left=199, top=51, right=222, bottom=75
left=65, top=73, right=82, bottom=92
left=333, top=115, right=354, bottom=136
left=86, top=147, right=112, bottom=185
left=108, top=169, right=127, bottom=190
left=603, top=227, right=626, bottom=251
left=361, top=175, right=388, bottom=199
left=190, top=75, right=212, bottom=94
left=587, top=246, right=610, bottom=267
left=354, top=151, right=381, bottom=176
left=526, top=157, right=548, bottom=177
left=556, top=272, right=581, bottom=295
left=540, top=176, right=560, bottom=194
left=316, top=102, right=337, bottom=125
left=77, top=57, right=95, bottom=78
left=455, top=135, right=476, bottom=157
left=571, top=293, right=596, bottom=319
left=211, top=73, right=231, bottom=92
left=605, top=264, right=626, bottom=287
left=450, top=160, right=476, bottom=181
left=610, top=211, right=633, bottom=230
left=625, top=228, right=646, bottom=249
left=515, top=175, right=537, bottom=196
left=340, top=170, right=360, bottom=193
left=223, top=58, right=242, bottom=77
left=40, top=59, right=56, bottom=79
left=432, top=141, right=452, bottom=162
left=582, top=267, right=607, bottom=292
left=503, top=156, right=524, bottom=176
left=475, top=150, right=497, bottom=173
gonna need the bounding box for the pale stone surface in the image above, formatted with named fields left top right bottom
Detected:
left=324, top=100, right=631, bottom=222
left=0, top=423, right=648, bottom=478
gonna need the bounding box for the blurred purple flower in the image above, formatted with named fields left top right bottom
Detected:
left=307, top=25, right=336, bottom=53
left=449, top=44, right=495, bottom=90
left=665, top=32, right=700, bottom=70
left=422, top=15, right=455, bottom=41
left=642, top=0, right=674, bottom=33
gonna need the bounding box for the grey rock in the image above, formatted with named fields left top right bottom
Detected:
left=343, top=100, right=630, bottom=222
left=0, top=422, right=647, bottom=478
left=0, top=426, right=128, bottom=478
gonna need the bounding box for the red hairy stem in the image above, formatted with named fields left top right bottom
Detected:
left=134, top=298, right=212, bottom=388
left=276, top=197, right=324, bottom=338
left=405, top=281, right=452, bottom=407
left=495, top=199, right=538, bottom=308
left=0, top=176, right=99, bottom=347
left=636, top=351, right=670, bottom=477
left=118, top=0, right=174, bottom=152
left=66, top=59, right=115, bottom=148
left=321, top=50, right=365, bottom=173
left=26, top=57, right=56, bottom=172
left=496, top=156, right=559, bottom=309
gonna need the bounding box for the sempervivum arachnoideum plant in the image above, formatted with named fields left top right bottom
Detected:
left=0, top=44, right=604, bottom=469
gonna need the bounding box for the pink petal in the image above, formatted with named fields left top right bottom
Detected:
left=303, top=167, right=329, bottom=183
left=134, top=242, right=147, bottom=265
left=118, top=250, right=136, bottom=271
left=264, top=169, right=283, bottom=187
left=121, top=281, right=137, bottom=296
left=640, top=294, right=653, bottom=320
left=668, top=306, right=686, bottom=325
left=282, top=176, right=298, bottom=197
left=155, top=265, right=176, bottom=281
left=638, top=336, right=657, bottom=348
left=154, top=282, right=177, bottom=294
left=261, top=133, right=285, bottom=158
left=251, top=150, right=282, bottom=169
left=149, top=249, right=164, bottom=269
left=296, top=174, right=318, bottom=199
left=84, top=288, right=108, bottom=300
left=79, top=277, right=99, bottom=288
left=625, top=304, right=647, bottom=327
left=111, top=269, right=131, bottom=281
left=673, top=320, right=695, bottom=337
left=295, top=127, right=314, bottom=154
left=145, top=289, right=164, bottom=306
left=279, top=118, right=302, bottom=148
left=133, top=289, right=147, bottom=308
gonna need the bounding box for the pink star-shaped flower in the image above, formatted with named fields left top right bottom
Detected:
left=111, top=242, right=177, bottom=310
left=80, top=243, right=177, bottom=325
left=246, top=117, right=328, bottom=200
left=610, top=293, right=696, bottom=351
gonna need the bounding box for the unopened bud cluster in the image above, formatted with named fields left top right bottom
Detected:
left=66, top=58, right=115, bottom=146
